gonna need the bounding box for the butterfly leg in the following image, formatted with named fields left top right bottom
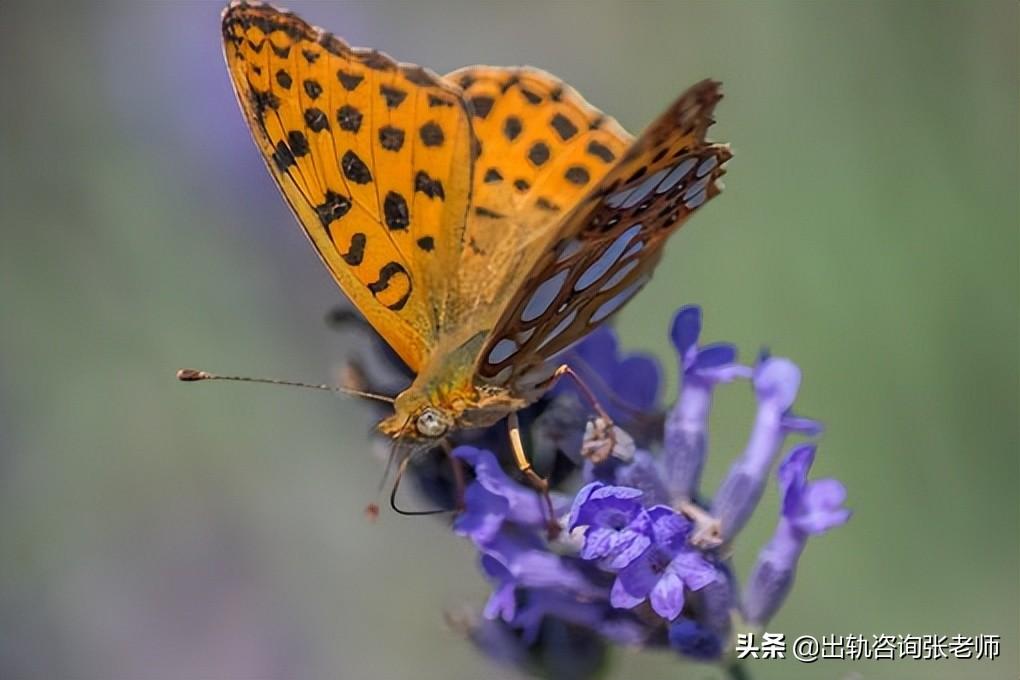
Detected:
left=507, top=412, right=560, bottom=538
left=544, top=364, right=631, bottom=464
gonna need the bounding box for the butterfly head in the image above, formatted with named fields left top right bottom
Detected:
left=378, top=389, right=456, bottom=442
left=413, top=406, right=453, bottom=438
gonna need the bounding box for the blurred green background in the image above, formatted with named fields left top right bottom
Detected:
left=1, top=1, right=1015, bottom=678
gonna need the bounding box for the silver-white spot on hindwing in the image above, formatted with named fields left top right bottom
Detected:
left=521, top=269, right=568, bottom=322
left=695, top=155, right=718, bottom=178
left=590, top=278, right=647, bottom=323
left=538, top=309, right=578, bottom=349
left=574, top=224, right=642, bottom=292
left=487, top=338, right=519, bottom=365
left=684, top=189, right=708, bottom=209
left=682, top=175, right=711, bottom=209
left=621, top=167, right=671, bottom=209
left=622, top=240, right=644, bottom=259
left=599, top=258, right=639, bottom=292
left=655, top=157, right=698, bottom=195
left=606, top=186, right=635, bottom=209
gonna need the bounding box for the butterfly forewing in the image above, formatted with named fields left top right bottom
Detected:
left=442, top=66, right=633, bottom=328
left=222, top=2, right=473, bottom=371
left=477, top=80, right=731, bottom=386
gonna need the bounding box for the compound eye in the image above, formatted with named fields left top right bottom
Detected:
left=416, top=408, right=448, bottom=437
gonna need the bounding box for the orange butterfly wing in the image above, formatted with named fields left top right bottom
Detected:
left=440, top=66, right=633, bottom=331
left=476, top=80, right=731, bottom=386
left=222, top=2, right=473, bottom=371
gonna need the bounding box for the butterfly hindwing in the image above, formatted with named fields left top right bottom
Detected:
left=477, top=80, right=731, bottom=385
left=222, top=2, right=473, bottom=371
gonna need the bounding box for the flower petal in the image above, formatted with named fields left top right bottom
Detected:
left=602, top=530, right=651, bottom=571
left=613, top=355, right=661, bottom=411
left=753, top=357, right=801, bottom=412
left=650, top=570, right=685, bottom=620
left=669, top=617, right=723, bottom=659
left=453, top=484, right=509, bottom=545
left=614, top=549, right=659, bottom=598
left=579, top=526, right=621, bottom=560
left=670, top=305, right=702, bottom=363
left=610, top=574, right=646, bottom=610
left=671, top=550, right=718, bottom=591
left=792, top=479, right=852, bottom=533
left=648, top=505, right=691, bottom=548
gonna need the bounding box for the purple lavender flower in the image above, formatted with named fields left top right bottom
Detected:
left=669, top=616, right=724, bottom=659
left=710, top=355, right=823, bottom=541
left=743, top=443, right=851, bottom=625
left=663, top=306, right=751, bottom=500
left=566, top=483, right=651, bottom=569
left=453, top=446, right=569, bottom=544
left=514, top=591, right=650, bottom=647
left=553, top=327, right=662, bottom=421
left=346, top=303, right=848, bottom=677
left=608, top=506, right=717, bottom=621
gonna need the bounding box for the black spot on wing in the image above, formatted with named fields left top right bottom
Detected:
left=303, top=79, right=323, bottom=99
left=341, top=150, right=372, bottom=184
left=383, top=191, right=409, bottom=230
left=337, top=105, right=363, bottom=132
left=287, top=130, right=309, bottom=157
left=587, top=140, right=616, bottom=163
left=550, top=113, right=578, bottom=141
left=272, top=140, right=295, bottom=171
left=337, top=70, right=363, bottom=91
left=520, top=88, right=542, bottom=105
left=380, top=85, right=408, bottom=109
left=414, top=171, right=445, bottom=199
left=341, top=233, right=366, bottom=265
left=275, top=69, right=292, bottom=89
left=250, top=88, right=280, bottom=117
left=528, top=141, right=550, bottom=166
left=379, top=125, right=405, bottom=151
left=503, top=116, right=522, bottom=142
left=419, top=121, right=444, bottom=147
left=565, top=165, right=590, bottom=185
left=416, top=236, right=434, bottom=252
left=470, top=95, right=494, bottom=119
left=315, top=190, right=353, bottom=229
left=368, top=262, right=411, bottom=310
left=304, top=108, right=329, bottom=132
left=484, top=168, right=503, bottom=183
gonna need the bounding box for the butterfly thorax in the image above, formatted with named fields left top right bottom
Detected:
left=377, top=330, right=531, bottom=440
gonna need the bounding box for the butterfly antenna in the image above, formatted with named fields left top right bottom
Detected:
left=176, top=368, right=395, bottom=404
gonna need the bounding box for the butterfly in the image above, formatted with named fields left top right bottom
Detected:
left=217, top=1, right=731, bottom=486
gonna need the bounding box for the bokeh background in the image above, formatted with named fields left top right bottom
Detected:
left=1, top=1, right=1016, bottom=678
